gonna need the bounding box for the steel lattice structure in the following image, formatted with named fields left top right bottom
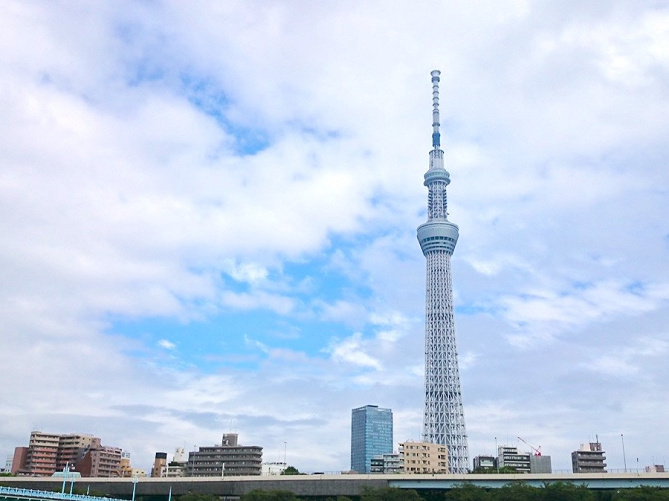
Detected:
left=416, top=70, right=469, bottom=474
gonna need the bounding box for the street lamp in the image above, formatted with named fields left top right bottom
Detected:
left=131, top=474, right=138, bottom=501
left=495, top=437, right=499, bottom=473
left=61, top=464, right=69, bottom=494
left=621, top=434, right=627, bottom=473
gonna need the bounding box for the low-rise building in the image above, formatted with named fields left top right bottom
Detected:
left=76, top=446, right=122, bottom=477
left=572, top=442, right=606, bottom=473
left=370, top=453, right=401, bottom=474
left=161, top=448, right=188, bottom=477
left=261, top=462, right=287, bottom=476
left=151, top=452, right=168, bottom=478
left=473, top=455, right=497, bottom=472
left=646, top=465, right=666, bottom=473
left=399, top=441, right=448, bottom=474
left=57, top=435, right=100, bottom=471
left=530, top=454, right=552, bottom=473
left=498, top=446, right=530, bottom=473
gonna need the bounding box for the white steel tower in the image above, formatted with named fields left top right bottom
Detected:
left=417, top=70, right=469, bottom=473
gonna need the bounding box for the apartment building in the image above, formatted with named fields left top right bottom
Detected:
left=572, top=442, right=607, bottom=473
left=12, top=431, right=121, bottom=477
left=399, top=441, right=449, bottom=474
left=186, top=433, right=262, bottom=477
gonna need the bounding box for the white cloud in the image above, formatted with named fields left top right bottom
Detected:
left=326, top=333, right=382, bottom=370
left=158, top=339, right=176, bottom=350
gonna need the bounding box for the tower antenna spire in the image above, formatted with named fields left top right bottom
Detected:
left=431, top=70, right=441, bottom=149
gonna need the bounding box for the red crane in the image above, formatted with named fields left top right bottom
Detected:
left=517, top=436, right=542, bottom=456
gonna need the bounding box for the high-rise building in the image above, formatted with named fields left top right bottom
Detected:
left=350, top=405, right=393, bottom=473
left=417, top=70, right=469, bottom=473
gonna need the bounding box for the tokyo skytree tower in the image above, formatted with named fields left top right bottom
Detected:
left=417, top=70, right=469, bottom=473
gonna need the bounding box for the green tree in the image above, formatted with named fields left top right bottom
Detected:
left=241, top=490, right=299, bottom=501
left=178, top=494, right=220, bottom=501
left=541, top=481, right=595, bottom=501
left=360, top=486, right=422, bottom=501
left=472, top=466, right=519, bottom=474
left=612, top=486, right=669, bottom=501
left=494, top=482, right=537, bottom=501
left=281, top=466, right=302, bottom=475
left=444, top=483, right=491, bottom=501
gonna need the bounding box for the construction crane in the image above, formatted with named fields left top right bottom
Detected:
left=517, top=436, right=542, bottom=456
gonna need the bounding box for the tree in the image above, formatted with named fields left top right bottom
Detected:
left=241, top=490, right=299, bottom=501
left=541, top=481, right=595, bottom=501
left=360, top=486, right=422, bottom=501
left=472, top=466, right=519, bottom=474
left=444, top=483, right=491, bottom=501
left=178, top=494, right=220, bottom=501
left=495, top=482, right=537, bottom=501
left=281, top=466, right=302, bottom=475
left=612, top=486, right=669, bottom=501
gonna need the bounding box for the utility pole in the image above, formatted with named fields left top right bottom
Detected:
left=621, top=434, right=627, bottom=473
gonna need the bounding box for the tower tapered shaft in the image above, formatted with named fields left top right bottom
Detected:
left=417, top=70, right=469, bottom=473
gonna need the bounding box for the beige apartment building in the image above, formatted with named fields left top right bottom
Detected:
left=399, top=441, right=449, bottom=474
left=57, top=434, right=101, bottom=471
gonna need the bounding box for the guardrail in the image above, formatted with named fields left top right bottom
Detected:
left=0, top=486, right=118, bottom=501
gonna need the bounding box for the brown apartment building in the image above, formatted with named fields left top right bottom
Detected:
left=12, top=431, right=122, bottom=477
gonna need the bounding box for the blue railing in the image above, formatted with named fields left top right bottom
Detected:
left=0, top=486, right=118, bottom=501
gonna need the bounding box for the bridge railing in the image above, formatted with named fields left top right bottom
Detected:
left=0, top=485, right=119, bottom=501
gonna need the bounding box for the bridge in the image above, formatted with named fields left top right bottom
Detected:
left=2, top=473, right=669, bottom=499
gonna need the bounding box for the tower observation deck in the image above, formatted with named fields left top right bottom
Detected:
left=417, top=70, right=469, bottom=473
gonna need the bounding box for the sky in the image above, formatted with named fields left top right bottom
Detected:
left=1, top=0, right=669, bottom=474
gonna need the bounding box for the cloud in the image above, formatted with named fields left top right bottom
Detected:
left=326, top=333, right=382, bottom=370
left=158, top=339, right=176, bottom=350
left=499, top=280, right=669, bottom=346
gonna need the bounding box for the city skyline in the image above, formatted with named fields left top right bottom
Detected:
left=1, top=1, right=669, bottom=474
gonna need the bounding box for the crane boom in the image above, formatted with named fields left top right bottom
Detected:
left=517, top=436, right=542, bottom=456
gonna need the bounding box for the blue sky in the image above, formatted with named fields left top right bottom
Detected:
left=1, top=0, right=669, bottom=473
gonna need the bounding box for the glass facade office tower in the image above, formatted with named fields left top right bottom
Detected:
left=350, top=405, right=393, bottom=473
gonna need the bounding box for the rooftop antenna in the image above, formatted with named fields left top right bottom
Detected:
left=431, top=70, right=441, bottom=149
